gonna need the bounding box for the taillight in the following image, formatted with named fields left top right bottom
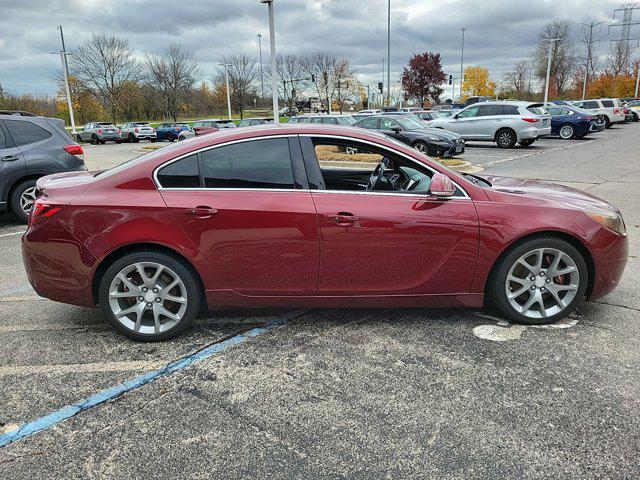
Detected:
left=174, top=127, right=181, bottom=131
left=613, top=107, right=620, bottom=114
left=30, top=200, right=62, bottom=226
left=134, top=128, right=139, bottom=133
left=64, top=144, right=84, bottom=162
left=522, top=118, right=540, bottom=123
left=97, top=129, right=103, bottom=134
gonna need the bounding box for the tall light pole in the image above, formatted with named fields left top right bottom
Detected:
left=257, top=33, right=264, bottom=99
left=543, top=38, right=560, bottom=105
left=260, top=0, right=279, bottom=123
left=386, top=0, right=391, bottom=106
left=459, top=27, right=466, bottom=100
left=56, top=25, right=76, bottom=134
left=219, top=63, right=233, bottom=119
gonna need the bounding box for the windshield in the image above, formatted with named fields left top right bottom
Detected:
left=337, top=116, right=357, bottom=125
left=395, top=116, right=428, bottom=130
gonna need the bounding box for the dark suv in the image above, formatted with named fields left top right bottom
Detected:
left=0, top=114, right=86, bottom=223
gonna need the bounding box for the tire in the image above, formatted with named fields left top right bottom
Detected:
left=558, top=124, right=575, bottom=140
left=604, top=116, right=612, bottom=129
left=150, top=138, right=157, bottom=143
left=129, top=133, right=138, bottom=143
left=495, top=128, right=517, bottom=148
left=167, top=133, right=175, bottom=142
left=10, top=178, right=38, bottom=223
left=518, top=138, right=536, bottom=146
left=98, top=251, right=202, bottom=341
left=76, top=134, right=83, bottom=143
left=487, top=237, right=588, bottom=325
left=413, top=141, right=430, bottom=154
left=91, top=134, right=98, bottom=145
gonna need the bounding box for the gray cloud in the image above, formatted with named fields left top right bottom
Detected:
left=0, top=0, right=625, bottom=98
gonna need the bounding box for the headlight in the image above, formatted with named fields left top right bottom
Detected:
left=585, top=210, right=626, bottom=235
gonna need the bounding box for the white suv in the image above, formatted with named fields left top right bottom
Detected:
left=571, top=99, right=625, bottom=128
left=428, top=101, right=551, bottom=148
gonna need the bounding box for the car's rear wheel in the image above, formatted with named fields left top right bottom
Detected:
left=128, top=133, right=137, bottom=143
left=91, top=134, right=98, bottom=145
left=99, top=251, right=202, bottom=341
left=604, top=116, right=612, bottom=129
left=559, top=124, right=575, bottom=139
left=76, top=134, right=83, bottom=143
left=488, top=237, right=588, bottom=325
left=167, top=133, right=175, bottom=142
left=495, top=128, right=517, bottom=148
left=518, top=138, right=536, bottom=146
left=10, top=179, right=37, bottom=223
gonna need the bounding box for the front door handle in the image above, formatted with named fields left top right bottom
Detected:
left=327, top=213, right=360, bottom=224
left=1, top=155, right=19, bottom=162
left=185, top=206, right=218, bottom=217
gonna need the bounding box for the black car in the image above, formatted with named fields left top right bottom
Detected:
left=0, top=114, right=86, bottom=222
left=355, top=115, right=465, bottom=157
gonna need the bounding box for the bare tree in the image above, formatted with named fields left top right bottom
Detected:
left=301, top=53, right=357, bottom=112
left=532, top=20, right=576, bottom=98
left=216, top=55, right=257, bottom=118
left=70, top=34, right=142, bottom=123
left=503, top=60, right=532, bottom=99
left=272, top=53, right=307, bottom=113
left=146, top=43, right=199, bottom=121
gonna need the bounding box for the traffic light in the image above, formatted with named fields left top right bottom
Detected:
left=311, top=74, right=315, bottom=82
left=378, top=81, right=383, bottom=93
left=448, top=74, right=453, bottom=85
left=322, top=71, right=328, bottom=83
left=291, top=88, right=296, bottom=98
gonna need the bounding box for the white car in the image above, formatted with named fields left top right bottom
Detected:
left=120, top=122, right=156, bottom=143
left=428, top=101, right=551, bottom=148
left=571, top=98, right=626, bottom=128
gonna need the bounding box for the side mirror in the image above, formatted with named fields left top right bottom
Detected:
left=428, top=172, right=456, bottom=197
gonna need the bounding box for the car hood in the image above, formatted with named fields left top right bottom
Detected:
left=409, top=127, right=461, bottom=140
left=480, top=175, right=617, bottom=212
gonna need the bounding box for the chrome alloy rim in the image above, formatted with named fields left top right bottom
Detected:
left=414, top=142, right=428, bottom=153
left=559, top=125, right=573, bottom=139
left=497, top=131, right=512, bottom=146
left=20, top=186, right=37, bottom=214
left=505, top=248, right=580, bottom=319
left=108, top=262, right=187, bottom=335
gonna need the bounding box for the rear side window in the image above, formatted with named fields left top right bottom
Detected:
left=201, top=138, right=295, bottom=189
left=477, top=105, right=502, bottom=116
left=601, top=100, right=614, bottom=107
left=503, top=105, right=520, bottom=115
left=0, top=125, right=6, bottom=149
left=157, top=154, right=200, bottom=188
left=582, top=101, right=599, bottom=109
left=526, top=106, right=547, bottom=115
left=5, top=120, right=52, bottom=146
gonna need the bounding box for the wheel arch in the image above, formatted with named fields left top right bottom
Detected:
left=6, top=174, right=43, bottom=206
left=483, top=230, right=595, bottom=302
left=91, top=242, right=206, bottom=306
left=494, top=126, right=516, bottom=142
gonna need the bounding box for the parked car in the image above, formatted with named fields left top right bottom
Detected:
left=399, top=107, right=422, bottom=113
left=156, top=123, right=191, bottom=142
left=624, top=99, right=640, bottom=121
left=572, top=99, right=625, bottom=128
left=179, top=119, right=236, bottom=140
left=237, top=118, right=274, bottom=127
left=414, top=110, right=445, bottom=122
left=464, top=96, right=492, bottom=107
left=76, top=122, right=122, bottom=144
left=278, top=106, right=298, bottom=117
left=544, top=105, right=605, bottom=139
left=22, top=124, right=628, bottom=341
left=355, top=114, right=465, bottom=157
left=120, top=122, right=157, bottom=143
left=357, top=109, right=382, bottom=115
left=436, top=109, right=457, bottom=118
left=1, top=114, right=86, bottom=222
left=428, top=101, right=551, bottom=148
left=286, top=115, right=357, bottom=125
left=0, top=110, right=37, bottom=116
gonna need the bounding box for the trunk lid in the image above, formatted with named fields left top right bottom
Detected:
left=35, top=171, right=96, bottom=205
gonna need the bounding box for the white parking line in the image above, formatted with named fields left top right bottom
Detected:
left=0, top=360, right=164, bottom=377
left=484, top=141, right=586, bottom=166
left=0, top=231, right=24, bottom=238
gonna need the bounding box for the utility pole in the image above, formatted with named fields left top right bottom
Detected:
left=56, top=25, right=76, bottom=134
left=636, top=61, right=640, bottom=96
left=580, top=21, right=604, bottom=99
left=257, top=33, right=264, bottom=99
left=386, top=0, right=391, bottom=106
left=367, top=85, right=370, bottom=109
left=544, top=38, right=561, bottom=105
left=260, top=0, right=279, bottom=123
left=219, top=63, right=233, bottom=119
left=609, top=3, right=640, bottom=93
left=382, top=58, right=385, bottom=105
left=459, top=27, right=466, bottom=100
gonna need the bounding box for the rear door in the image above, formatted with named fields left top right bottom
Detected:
left=0, top=121, right=26, bottom=207
left=159, top=136, right=319, bottom=296
left=3, top=119, right=54, bottom=172
left=473, top=104, right=503, bottom=139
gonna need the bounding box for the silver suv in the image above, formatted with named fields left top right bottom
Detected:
left=428, top=101, right=551, bottom=148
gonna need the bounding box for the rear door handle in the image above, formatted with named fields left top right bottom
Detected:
left=327, top=213, right=360, bottom=224
left=185, top=206, right=218, bottom=217
left=1, top=155, right=19, bottom=162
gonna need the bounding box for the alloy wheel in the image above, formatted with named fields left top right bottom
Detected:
left=505, top=247, right=580, bottom=319
left=108, top=262, right=188, bottom=335
left=497, top=131, right=513, bottom=147
left=559, top=125, right=574, bottom=139
left=20, top=186, right=37, bottom=215
left=414, top=142, right=428, bottom=153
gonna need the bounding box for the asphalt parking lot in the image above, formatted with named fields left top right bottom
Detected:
left=1, top=126, right=639, bottom=478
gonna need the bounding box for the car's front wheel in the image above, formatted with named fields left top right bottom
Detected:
left=413, top=141, right=430, bottom=154
left=99, top=251, right=202, bottom=341
left=488, top=237, right=588, bottom=325
left=10, top=178, right=37, bottom=223
left=495, top=129, right=517, bottom=148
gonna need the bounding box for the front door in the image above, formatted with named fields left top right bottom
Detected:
left=159, top=137, right=319, bottom=296
left=448, top=105, right=480, bottom=138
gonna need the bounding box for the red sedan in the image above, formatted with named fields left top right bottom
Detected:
left=22, top=124, right=628, bottom=341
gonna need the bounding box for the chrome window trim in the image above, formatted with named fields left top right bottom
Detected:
left=153, top=132, right=470, bottom=199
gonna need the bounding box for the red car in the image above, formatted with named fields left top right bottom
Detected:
left=22, top=124, right=628, bottom=341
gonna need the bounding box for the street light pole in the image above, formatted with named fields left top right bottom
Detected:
left=459, top=27, right=465, bottom=100
left=261, top=0, right=279, bottom=123
left=543, top=38, right=560, bottom=105
left=386, top=0, right=391, bottom=106
left=57, top=25, right=76, bottom=134
left=257, top=33, right=264, bottom=99
left=219, top=63, right=232, bottom=119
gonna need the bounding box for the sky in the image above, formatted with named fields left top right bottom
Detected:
left=0, top=0, right=627, bottom=100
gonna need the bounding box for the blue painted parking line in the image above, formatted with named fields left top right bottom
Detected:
left=0, top=285, right=33, bottom=298
left=0, top=310, right=308, bottom=448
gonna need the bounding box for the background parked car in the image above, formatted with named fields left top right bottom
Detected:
left=0, top=113, right=86, bottom=222
left=625, top=99, right=640, bottom=121
left=572, top=99, right=625, bottom=128
left=414, top=110, right=445, bottom=123
left=355, top=114, right=465, bottom=157
left=179, top=119, right=236, bottom=140
left=156, top=123, right=191, bottom=142
left=463, top=96, right=492, bottom=107
left=120, top=122, right=156, bottom=143
left=428, top=101, right=551, bottom=148
left=287, top=115, right=357, bottom=125
left=545, top=105, right=604, bottom=139
left=237, top=118, right=274, bottom=127
left=76, top=122, right=122, bottom=144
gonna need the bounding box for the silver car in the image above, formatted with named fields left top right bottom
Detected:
left=428, top=101, right=551, bottom=148
left=76, top=122, right=122, bottom=144
left=120, top=122, right=157, bottom=143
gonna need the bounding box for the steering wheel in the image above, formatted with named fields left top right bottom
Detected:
left=367, top=157, right=390, bottom=191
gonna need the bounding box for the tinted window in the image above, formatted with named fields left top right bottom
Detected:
left=583, top=101, right=599, bottom=109
left=601, top=100, right=614, bottom=107
left=503, top=105, right=520, bottom=115
left=321, top=117, right=338, bottom=124
left=201, top=138, right=294, bottom=189
left=526, top=106, right=547, bottom=115
left=157, top=154, right=200, bottom=188
left=457, top=106, right=479, bottom=118
left=380, top=118, right=400, bottom=130
left=0, top=125, right=6, bottom=149
left=5, top=120, right=52, bottom=146
left=546, top=107, right=562, bottom=116
left=359, top=117, right=378, bottom=129
left=477, top=105, right=503, bottom=116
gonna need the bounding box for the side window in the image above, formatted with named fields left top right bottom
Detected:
left=546, top=107, right=561, bottom=116
left=381, top=118, right=400, bottom=130
left=457, top=106, right=479, bottom=118
left=359, top=117, right=378, bottom=129
left=601, top=100, right=614, bottom=107
left=310, top=117, right=323, bottom=123
left=201, top=138, right=295, bottom=189
left=5, top=120, right=52, bottom=147
left=0, top=124, right=6, bottom=149
left=157, top=154, right=200, bottom=188
left=477, top=105, right=495, bottom=116
left=583, top=101, right=599, bottom=109
left=502, top=105, right=520, bottom=115
left=321, top=117, right=337, bottom=124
